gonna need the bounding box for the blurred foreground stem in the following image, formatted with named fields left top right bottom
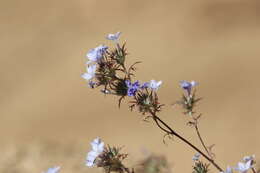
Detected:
left=194, top=121, right=213, bottom=160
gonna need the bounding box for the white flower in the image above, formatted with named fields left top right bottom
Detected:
left=220, top=166, right=233, bottom=173
left=106, top=32, right=121, bottom=41
left=243, top=155, right=255, bottom=163
left=43, top=166, right=61, bottom=173
left=82, top=64, right=97, bottom=81
left=192, top=153, right=200, bottom=161
left=149, top=80, right=162, bottom=91
left=190, top=80, right=197, bottom=86
left=86, top=138, right=105, bottom=167
left=86, top=151, right=99, bottom=167
left=86, top=45, right=108, bottom=63
left=235, top=161, right=252, bottom=173
left=91, top=138, right=105, bottom=153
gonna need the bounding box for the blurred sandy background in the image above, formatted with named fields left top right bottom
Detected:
left=1, top=0, right=260, bottom=172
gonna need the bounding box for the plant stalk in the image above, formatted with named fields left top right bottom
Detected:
left=149, top=110, right=223, bottom=172
left=194, top=123, right=213, bottom=159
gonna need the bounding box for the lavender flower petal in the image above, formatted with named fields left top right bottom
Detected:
left=43, top=166, right=61, bottom=173
left=82, top=64, right=97, bottom=81
left=86, top=138, right=105, bottom=167
left=149, top=80, right=162, bottom=91
left=125, top=80, right=140, bottom=96
left=179, top=80, right=197, bottom=94
left=86, top=45, right=108, bottom=62
left=106, top=32, right=121, bottom=41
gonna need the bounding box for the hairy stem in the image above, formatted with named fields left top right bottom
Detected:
left=194, top=123, right=213, bottom=159
left=149, top=110, right=223, bottom=172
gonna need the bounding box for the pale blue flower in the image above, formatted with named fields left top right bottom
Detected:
left=43, top=166, right=60, bottom=173
left=82, top=64, right=97, bottom=81
left=106, top=32, right=121, bottom=41
left=243, top=155, right=255, bottom=163
left=235, top=161, right=252, bottom=173
left=220, top=166, right=233, bottom=173
left=179, top=80, right=197, bottom=94
left=149, top=80, right=162, bottom=91
left=91, top=138, right=105, bottom=153
left=192, top=153, right=200, bottom=161
left=86, top=138, right=105, bottom=167
left=86, top=45, right=108, bottom=63
left=86, top=151, right=99, bottom=167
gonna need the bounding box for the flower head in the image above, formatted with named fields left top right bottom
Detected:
left=86, top=45, right=108, bottom=63
left=82, top=64, right=97, bottom=81
left=125, top=80, right=140, bottom=96
left=235, top=161, right=252, bottom=173
left=149, top=80, right=162, bottom=91
left=91, top=138, right=105, bottom=153
left=86, top=151, right=99, bottom=167
left=192, top=153, right=200, bottom=162
left=243, top=155, right=255, bottom=163
left=43, top=166, right=61, bottom=173
left=141, top=82, right=149, bottom=89
left=179, top=80, right=197, bottom=94
left=86, top=138, right=105, bottom=167
left=106, top=32, right=121, bottom=42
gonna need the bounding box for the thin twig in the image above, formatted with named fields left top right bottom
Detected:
left=191, top=114, right=213, bottom=159
left=194, top=123, right=213, bottom=159
left=149, top=110, right=223, bottom=172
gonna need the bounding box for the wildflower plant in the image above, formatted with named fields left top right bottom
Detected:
left=41, top=31, right=258, bottom=173
left=86, top=138, right=132, bottom=173
left=80, top=32, right=259, bottom=173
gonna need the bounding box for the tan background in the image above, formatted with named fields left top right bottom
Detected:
left=1, top=0, right=259, bottom=172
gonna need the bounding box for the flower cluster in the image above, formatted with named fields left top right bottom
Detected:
left=96, top=146, right=129, bottom=173
left=85, top=138, right=129, bottom=173
left=82, top=32, right=163, bottom=115
left=82, top=32, right=127, bottom=92
left=129, top=85, right=163, bottom=115
left=42, top=138, right=130, bottom=173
